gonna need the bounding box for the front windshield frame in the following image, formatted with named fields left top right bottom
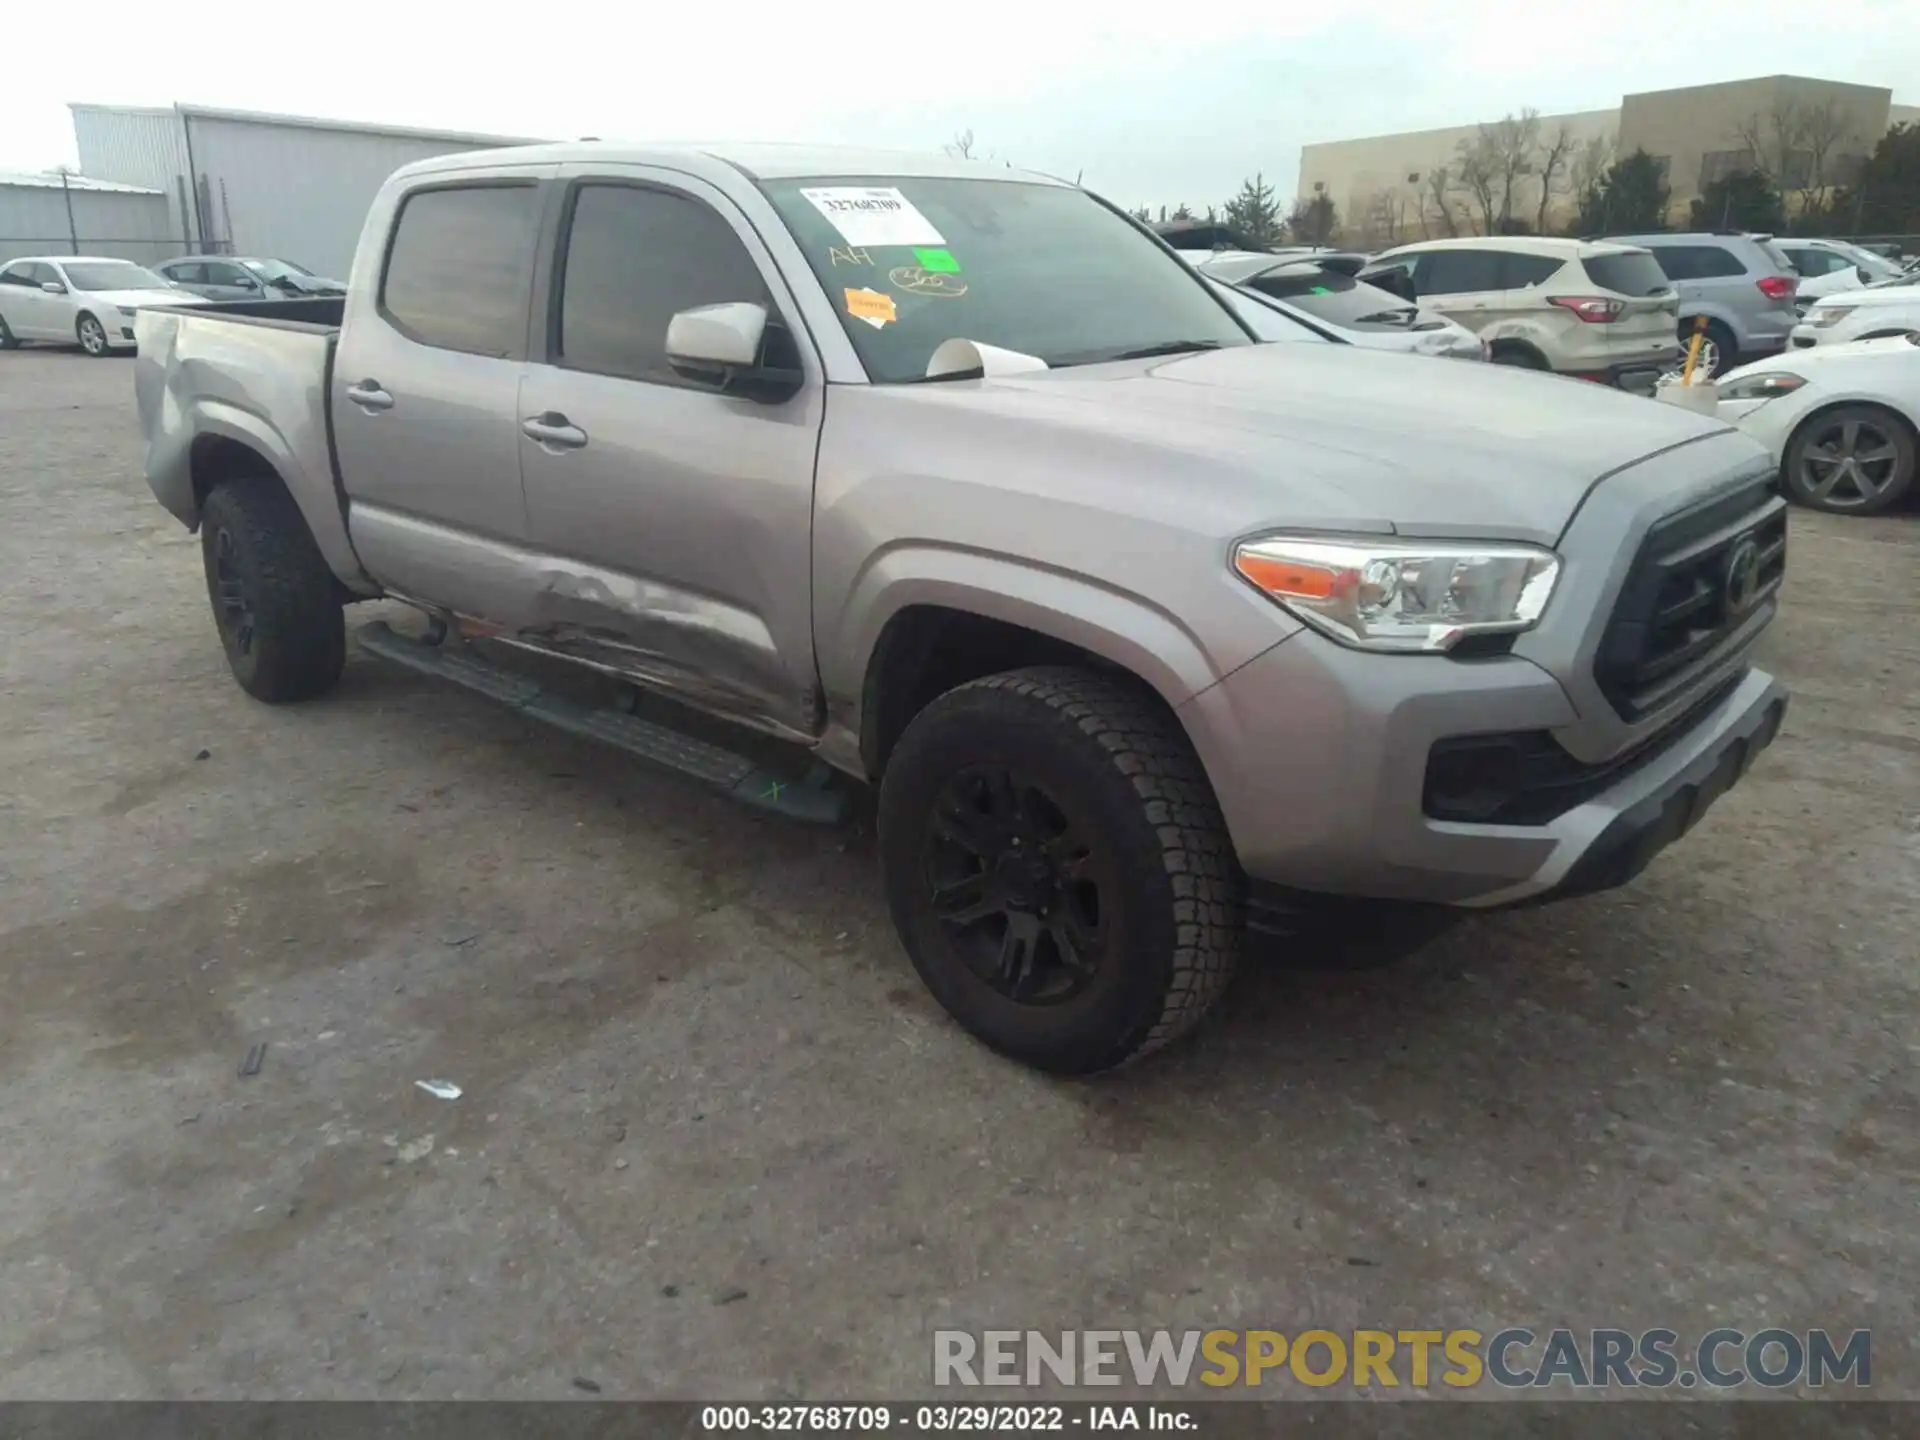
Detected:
left=759, top=174, right=1256, bottom=383
left=62, top=261, right=170, bottom=292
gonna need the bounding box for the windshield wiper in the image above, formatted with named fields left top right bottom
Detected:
left=1106, top=339, right=1225, bottom=361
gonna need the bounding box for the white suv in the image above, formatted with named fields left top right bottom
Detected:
left=1791, top=273, right=1920, bottom=350
left=1369, top=237, right=1681, bottom=390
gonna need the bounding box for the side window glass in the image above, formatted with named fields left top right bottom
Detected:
left=170, top=263, right=208, bottom=284
left=1502, top=254, right=1563, bottom=289
left=555, top=183, right=773, bottom=384
left=1420, top=250, right=1503, bottom=295
left=381, top=183, right=541, bottom=357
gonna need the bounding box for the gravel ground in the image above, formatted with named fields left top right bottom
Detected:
left=1, top=348, right=1916, bottom=1407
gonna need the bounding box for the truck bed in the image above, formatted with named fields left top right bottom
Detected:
left=133, top=296, right=370, bottom=591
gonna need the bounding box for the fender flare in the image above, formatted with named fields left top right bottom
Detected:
left=830, top=542, right=1230, bottom=722
left=184, top=399, right=374, bottom=592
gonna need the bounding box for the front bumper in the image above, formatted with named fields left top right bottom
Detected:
left=1180, top=629, right=1785, bottom=910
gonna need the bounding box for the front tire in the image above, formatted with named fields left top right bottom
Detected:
left=878, top=667, right=1241, bottom=1075
left=76, top=312, right=110, bottom=358
left=199, top=480, right=346, bottom=701
left=1782, top=404, right=1916, bottom=515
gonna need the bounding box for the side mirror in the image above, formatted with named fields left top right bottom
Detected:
left=665, top=301, right=801, bottom=402
left=42, top=280, right=67, bottom=295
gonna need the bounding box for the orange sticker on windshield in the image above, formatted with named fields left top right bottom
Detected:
left=844, top=286, right=897, bottom=329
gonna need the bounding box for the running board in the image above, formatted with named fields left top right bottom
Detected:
left=355, top=621, right=850, bottom=825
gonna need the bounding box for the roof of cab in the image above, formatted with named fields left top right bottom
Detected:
left=395, top=140, right=1068, bottom=188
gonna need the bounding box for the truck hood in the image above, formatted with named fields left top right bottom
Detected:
left=883, top=342, right=1741, bottom=542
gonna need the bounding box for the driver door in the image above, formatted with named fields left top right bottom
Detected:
left=200, top=260, right=265, bottom=301
left=515, top=166, right=827, bottom=738
left=5, top=262, right=63, bottom=337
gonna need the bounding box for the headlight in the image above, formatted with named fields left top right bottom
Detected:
left=1719, top=372, right=1807, bottom=403
left=1232, top=536, right=1560, bottom=652
left=1811, top=306, right=1854, bottom=328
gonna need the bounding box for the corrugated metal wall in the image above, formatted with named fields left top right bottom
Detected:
left=70, top=106, right=194, bottom=244
left=0, top=185, right=177, bottom=267
left=185, top=116, right=517, bottom=278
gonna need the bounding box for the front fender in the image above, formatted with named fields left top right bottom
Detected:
left=824, top=541, right=1259, bottom=725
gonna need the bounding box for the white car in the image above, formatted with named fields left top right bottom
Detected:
left=1717, top=334, right=1919, bottom=515
left=1776, top=239, right=1868, bottom=305
left=1789, top=273, right=1920, bottom=352
left=1192, top=252, right=1484, bottom=361
left=0, top=255, right=202, bottom=356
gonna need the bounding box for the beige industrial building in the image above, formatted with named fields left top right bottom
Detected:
left=1298, top=75, right=1920, bottom=243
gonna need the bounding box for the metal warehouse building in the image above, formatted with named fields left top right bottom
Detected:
left=0, top=170, right=174, bottom=268
left=69, top=103, right=543, bottom=280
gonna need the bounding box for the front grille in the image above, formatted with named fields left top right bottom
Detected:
left=1594, top=479, right=1785, bottom=721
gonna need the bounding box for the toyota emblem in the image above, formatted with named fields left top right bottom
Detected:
left=1724, top=536, right=1762, bottom=614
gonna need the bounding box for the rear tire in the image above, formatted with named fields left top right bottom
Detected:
left=877, top=667, right=1241, bottom=1075
left=76, top=312, right=110, bottom=358
left=1490, top=344, right=1545, bottom=369
left=199, top=480, right=346, bottom=701
left=1781, top=404, right=1916, bottom=516
left=1681, top=319, right=1736, bottom=378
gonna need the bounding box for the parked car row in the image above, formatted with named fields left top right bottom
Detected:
left=0, top=253, right=342, bottom=354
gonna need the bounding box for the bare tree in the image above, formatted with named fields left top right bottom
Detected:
left=1420, top=164, right=1461, bottom=238
left=1358, top=189, right=1409, bottom=249
left=1534, top=122, right=1577, bottom=234
left=1734, top=103, right=1808, bottom=189
left=1795, top=98, right=1860, bottom=217
left=1480, top=109, right=1542, bottom=229
left=1454, top=133, right=1499, bottom=235
left=1569, top=132, right=1616, bottom=232
left=944, top=129, right=977, bottom=160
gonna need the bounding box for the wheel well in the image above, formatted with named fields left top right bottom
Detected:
left=190, top=434, right=289, bottom=517
left=859, top=606, right=1159, bottom=777
left=1488, top=338, right=1549, bottom=368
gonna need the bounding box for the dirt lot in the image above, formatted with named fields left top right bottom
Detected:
left=2, top=349, right=1917, bottom=1404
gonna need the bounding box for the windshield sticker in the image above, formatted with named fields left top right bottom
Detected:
left=843, top=286, right=898, bottom=328
left=829, top=246, right=874, bottom=267
left=913, top=247, right=961, bottom=274
left=803, top=186, right=945, bottom=248
left=888, top=266, right=968, bottom=299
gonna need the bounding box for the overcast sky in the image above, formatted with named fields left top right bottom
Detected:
left=3, top=0, right=1915, bottom=210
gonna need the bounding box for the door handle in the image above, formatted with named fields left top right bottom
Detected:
left=346, top=380, right=394, bottom=412
left=521, top=412, right=588, bottom=450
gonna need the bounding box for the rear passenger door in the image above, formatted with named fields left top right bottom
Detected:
left=513, top=166, right=828, bottom=739
left=332, top=164, right=555, bottom=618
left=1405, top=248, right=1507, bottom=331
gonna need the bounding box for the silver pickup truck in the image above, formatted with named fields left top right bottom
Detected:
left=134, top=142, right=1789, bottom=1075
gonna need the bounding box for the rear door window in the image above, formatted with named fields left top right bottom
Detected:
left=1416, top=249, right=1505, bottom=295
left=166, top=262, right=208, bottom=284
left=1584, top=251, right=1675, bottom=297
left=1501, top=254, right=1565, bottom=289
left=381, top=182, right=542, bottom=357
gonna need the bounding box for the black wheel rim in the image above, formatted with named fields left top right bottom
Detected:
left=213, top=528, right=255, bottom=655
left=921, top=766, right=1107, bottom=1005
left=1796, top=416, right=1903, bottom=508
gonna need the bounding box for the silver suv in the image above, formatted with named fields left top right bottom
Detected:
left=1604, top=232, right=1800, bottom=376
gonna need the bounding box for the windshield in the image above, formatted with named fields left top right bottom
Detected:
left=240, top=257, right=315, bottom=280
left=62, top=261, right=170, bottom=291
left=760, top=177, right=1250, bottom=381
left=1240, top=267, right=1419, bottom=330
